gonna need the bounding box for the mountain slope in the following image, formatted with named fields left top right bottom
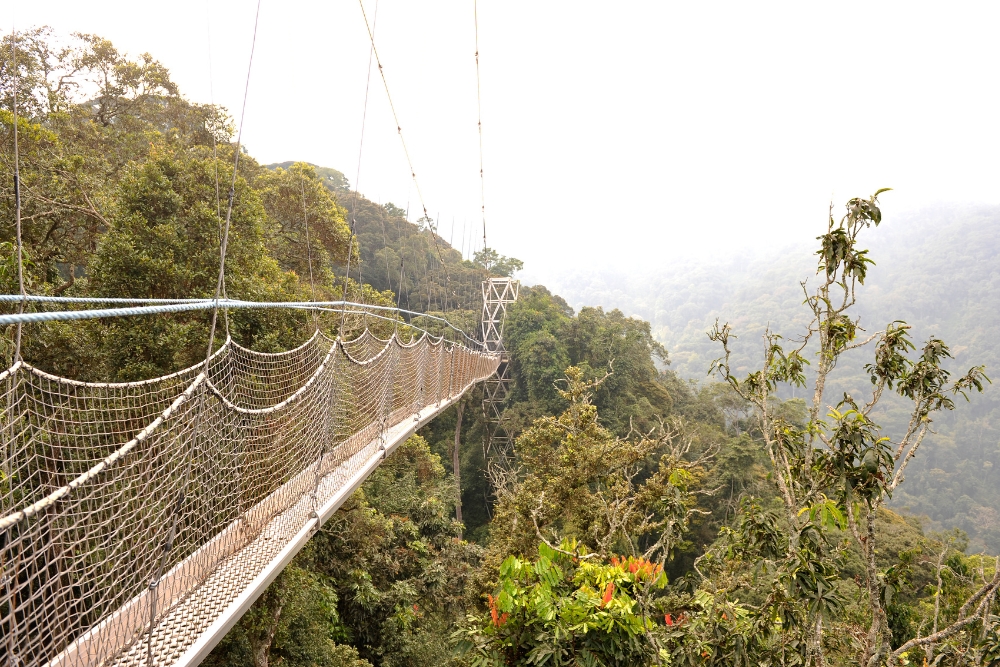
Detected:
left=548, top=204, right=1000, bottom=551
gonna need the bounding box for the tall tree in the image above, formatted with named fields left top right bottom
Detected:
left=707, top=192, right=998, bottom=665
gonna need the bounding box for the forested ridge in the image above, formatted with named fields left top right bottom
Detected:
left=549, top=208, right=1000, bottom=554
left=2, top=29, right=999, bottom=667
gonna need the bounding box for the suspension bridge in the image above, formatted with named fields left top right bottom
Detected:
left=0, top=283, right=517, bottom=667
left=2, top=0, right=520, bottom=661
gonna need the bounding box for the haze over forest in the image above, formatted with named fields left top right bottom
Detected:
left=541, top=205, right=1000, bottom=553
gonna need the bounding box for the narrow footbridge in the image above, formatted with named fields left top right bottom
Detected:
left=1, top=323, right=501, bottom=667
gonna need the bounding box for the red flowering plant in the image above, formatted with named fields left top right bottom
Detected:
left=453, top=539, right=669, bottom=666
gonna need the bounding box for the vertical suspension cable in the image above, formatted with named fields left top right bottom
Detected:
left=301, top=175, right=318, bottom=327
left=474, top=0, right=488, bottom=270
left=5, top=24, right=25, bottom=663
left=310, top=0, right=381, bottom=518
left=374, top=196, right=400, bottom=338
left=440, top=212, right=449, bottom=313
left=11, top=26, right=25, bottom=361
left=357, top=0, right=452, bottom=315
left=146, top=3, right=262, bottom=662
left=376, top=196, right=393, bottom=296
left=403, top=196, right=411, bottom=314
left=395, top=203, right=407, bottom=326
left=206, top=8, right=230, bottom=337
left=209, top=0, right=263, bottom=357
left=358, top=230, right=368, bottom=331
left=340, top=0, right=379, bottom=338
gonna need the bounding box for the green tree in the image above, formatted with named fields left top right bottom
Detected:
left=1, top=28, right=228, bottom=291
left=486, top=368, right=702, bottom=565
left=309, top=435, right=480, bottom=667
left=472, top=247, right=523, bottom=277
left=707, top=192, right=998, bottom=665
left=475, top=368, right=708, bottom=664
left=255, top=161, right=352, bottom=289
left=503, top=286, right=672, bottom=436
left=78, top=149, right=306, bottom=379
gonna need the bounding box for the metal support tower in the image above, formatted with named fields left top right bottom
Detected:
left=481, top=277, right=519, bottom=459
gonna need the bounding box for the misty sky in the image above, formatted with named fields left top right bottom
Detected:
left=5, top=2, right=1000, bottom=287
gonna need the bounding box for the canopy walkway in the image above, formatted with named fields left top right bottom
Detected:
left=2, top=3, right=515, bottom=661
left=1, top=325, right=500, bottom=667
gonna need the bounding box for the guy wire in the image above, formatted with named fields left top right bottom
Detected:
left=356, top=0, right=452, bottom=311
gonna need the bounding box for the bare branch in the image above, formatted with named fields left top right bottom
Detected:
left=891, top=560, right=999, bottom=661
left=889, top=422, right=931, bottom=492
left=843, top=330, right=883, bottom=352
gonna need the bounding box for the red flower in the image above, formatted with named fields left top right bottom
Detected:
left=413, top=604, right=419, bottom=612
left=601, top=582, right=614, bottom=607
left=488, top=594, right=500, bottom=627
left=664, top=613, right=673, bottom=626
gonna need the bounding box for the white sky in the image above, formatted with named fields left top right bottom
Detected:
left=6, top=1, right=1000, bottom=286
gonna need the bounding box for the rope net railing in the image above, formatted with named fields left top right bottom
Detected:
left=0, top=329, right=499, bottom=667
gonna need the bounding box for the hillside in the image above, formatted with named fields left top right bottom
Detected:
left=547, top=204, right=1000, bottom=552
left=271, top=166, right=1000, bottom=552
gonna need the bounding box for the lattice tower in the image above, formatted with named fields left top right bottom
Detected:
left=480, top=278, right=519, bottom=461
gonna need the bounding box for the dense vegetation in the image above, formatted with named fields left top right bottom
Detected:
left=3, top=29, right=998, bottom=667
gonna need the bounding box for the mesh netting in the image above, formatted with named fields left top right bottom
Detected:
left=0, top=330, right=498, bottom=667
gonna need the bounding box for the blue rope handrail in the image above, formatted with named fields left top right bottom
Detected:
left=0, top=295, right=484, bottom=349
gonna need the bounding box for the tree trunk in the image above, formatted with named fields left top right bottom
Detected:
left=248, top=586, right=283, bottom=667
left=453, top=400, right=464, bottom=535
left=252, top=638, right=271, bottom=667
left=812, top=615, right=825, bottom=667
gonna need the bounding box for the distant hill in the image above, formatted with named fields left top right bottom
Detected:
left=263, top=161, right=521, bottom=325
left=547, top=204, right=1000, bottom=552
